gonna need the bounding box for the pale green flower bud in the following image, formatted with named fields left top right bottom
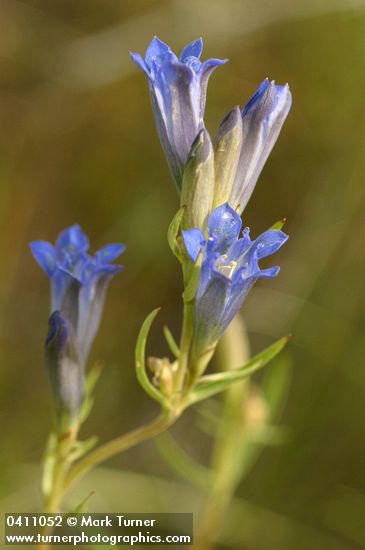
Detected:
left=181, top=128, right=214, bottom=230
left=213, top=106, right=242, bottom=208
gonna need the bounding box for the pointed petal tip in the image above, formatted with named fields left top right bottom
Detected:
left=218, top=105, right=242, bottom=133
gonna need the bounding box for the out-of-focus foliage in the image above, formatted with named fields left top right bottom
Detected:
left=1, top=1, right=365, bottom=548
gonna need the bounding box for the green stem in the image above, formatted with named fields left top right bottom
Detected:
left=174, top=300, right=194, bottom=393
left=43, top=424, right=79, bottom=512
left=63, top=412, right=177, bottom=493
left=196, top=316, right=250, bottom=550
left=36, top=425, right=79, bottom=550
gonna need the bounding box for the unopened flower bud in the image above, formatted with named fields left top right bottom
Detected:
left=181, top=128, right=214, bottom=230
left=213, top=106, right=242, bottom=208
left=147, top=356, right=175, bottom=398
left=230, top=79, right=292, bottom=213
left=45, top=311, right=84, bottom=426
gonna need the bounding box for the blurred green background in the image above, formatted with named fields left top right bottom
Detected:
left=1, top=0, right=365, bottom=548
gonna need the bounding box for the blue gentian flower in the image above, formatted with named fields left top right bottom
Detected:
left=31, top=224, right=124, bottom=365
left=131, top=36, right=227, bottom=189
left=182, top=204, right=288, bottom=350
left=214, top=79, right=292, bottom=213
left=30, top=225, right=124, bottom=422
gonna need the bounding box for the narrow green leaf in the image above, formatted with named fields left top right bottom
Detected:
left=270, top=218, right=287, bottom=230
left=188, top=336, right=290, bottom=406
left=155, top=432, right=212, bottom=489
left=167, top=207, right=185, bottom=261
left=135, top=308, right=165, bottom=404
left=163, top=325, right=180, bottom=358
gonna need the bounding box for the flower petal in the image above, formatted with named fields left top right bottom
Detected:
left=130, top=52, right=150, bottom=76
left=252, top=229, right=288, bottom=259
left=145, top=36, right=177, bottom=69
left=182, top=228, right=205, bottom=263
left=198, top=58, right=228, bottom=117
left=180, top=38, right=203, bottom=61
left=56, top=224, right=89, bottom=255
left=76, top=265, right=122, bottom=364
left=30, top=240, right=57, bottom=276
left=95, top=243, right=126, bottom=264
left=207, top=203, right=242, bottom=253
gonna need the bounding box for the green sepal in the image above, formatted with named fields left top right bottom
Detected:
left=135, top=308, right=166, bottom=405
left=79, top=396, right=94, bottom=424
left=187, top=336, right=290, bottom=406
left=270, top=218, right=287, bottom=230
left=163, top=325, right=180, bottom=358
left=167, top=207, right=185, bottom=261
left=85, top=362, right=104, bottom=395
left=182, top=251, right=202, bottom=303
left=79, top=363, right=104, bottom=424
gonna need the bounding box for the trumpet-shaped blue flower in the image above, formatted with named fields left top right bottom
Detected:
left=214, top=79, right=292, bottom=213
left=31, top=225, right=124, bottom=423
left=182, top=204, right=288, bottom=349
left=131, top=36, right=226, bottom=190
left=30, top=225, right=125, bottom=366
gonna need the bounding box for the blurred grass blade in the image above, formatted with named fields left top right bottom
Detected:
left=135, top=308, right=165, bottom=404
left=263, top=352, right=293, bottom=420
left=155, top=432, right=212, bottom=489
left=188, top=336, right=290, bottom=405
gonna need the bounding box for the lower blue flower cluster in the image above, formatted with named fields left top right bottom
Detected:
left=30, top=225, right=124, bottom=421
left=182, top=204, right=288, bottom=349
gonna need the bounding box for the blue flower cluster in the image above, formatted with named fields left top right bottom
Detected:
left=132, top=37, right=291, bottom=216
left=30, top=225, right=124, bottom=420
left=31, top=225, right=124, bottom=365
left=133, top=37, right=290, bottom=351
left=131, top=37, right=226, bottom=189
left=183, top=204, right=288, bottom=349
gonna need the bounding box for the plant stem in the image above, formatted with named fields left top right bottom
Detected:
left=36, top=425, right=79, bottom=550
left=63, top=412, right=177, bottom=493
left=174, top=300, right=194, bottom=393
left=196, top=316, right=250, bottom=550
